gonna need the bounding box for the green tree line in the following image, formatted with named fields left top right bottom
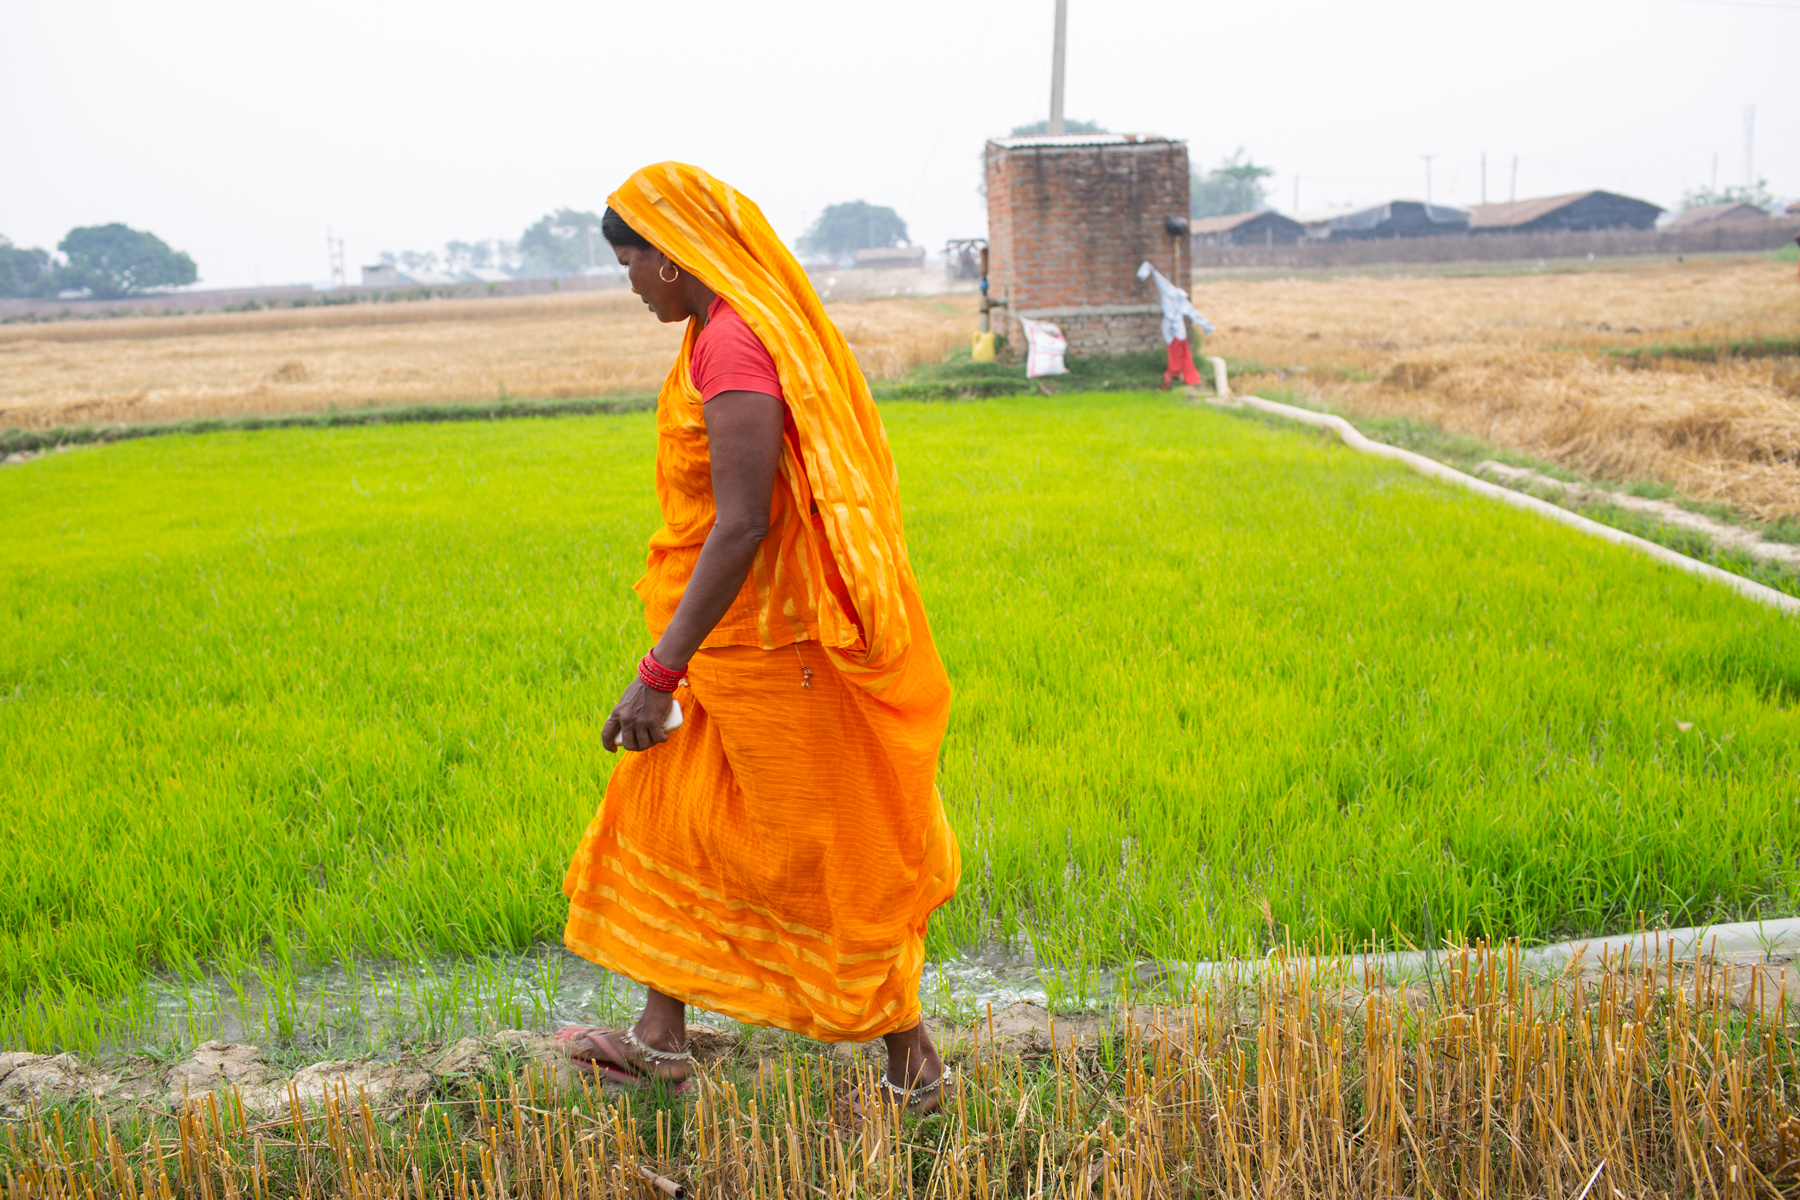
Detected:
left=1, top=224, right=196, bottom=299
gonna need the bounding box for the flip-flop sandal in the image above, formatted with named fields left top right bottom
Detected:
left=556, top=1026, right=695, bottom=1094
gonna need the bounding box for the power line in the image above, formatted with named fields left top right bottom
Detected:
left=902, top=0, right=1002, bottom=225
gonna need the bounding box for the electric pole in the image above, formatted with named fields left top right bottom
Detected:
left=1048, top=0, right=1067, bottom=135
left=1744, top=104, right=1755, bottom=188
left=1421, top=155, right=1434, bottom=204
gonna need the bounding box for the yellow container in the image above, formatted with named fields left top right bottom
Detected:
left=970, top=331, right=996, bottom=363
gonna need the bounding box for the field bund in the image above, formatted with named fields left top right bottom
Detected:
left=2, top=392, right=1797, bottom=1053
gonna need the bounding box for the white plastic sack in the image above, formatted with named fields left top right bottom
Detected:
left=1018, top=317, right=1068, bottom=379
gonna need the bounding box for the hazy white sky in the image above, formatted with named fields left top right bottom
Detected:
left=5, top=0, right=1795, bottom=289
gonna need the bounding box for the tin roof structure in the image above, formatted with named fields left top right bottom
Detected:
left=1666, top=202, right=1770, bottom=229
left=1469, top=191, right=1663, bottom=233
left=988, top=133, right=1176, bottom=150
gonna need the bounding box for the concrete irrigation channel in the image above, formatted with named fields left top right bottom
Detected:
left=1200, top=356, right=1799, bottom=615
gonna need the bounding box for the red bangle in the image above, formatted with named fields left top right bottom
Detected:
left=638, top=650, right=686, bottom=693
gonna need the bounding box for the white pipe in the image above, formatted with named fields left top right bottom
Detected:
left=1201, top=357, right=1797, bottom=615
left=1163, top=915, right=1800, bottom=985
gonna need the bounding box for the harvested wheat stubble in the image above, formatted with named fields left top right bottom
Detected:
left=1200, top=258, right=1800, bottom=520
left=0, top=291, right=976, bottom=432
left=6, top=942, right=1796, bottom=1199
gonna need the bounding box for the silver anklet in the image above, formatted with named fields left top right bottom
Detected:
left=878, top=1070, right=946, bottom=1099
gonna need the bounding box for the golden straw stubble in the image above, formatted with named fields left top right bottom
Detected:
left=0, top=290, right=976, bottom=435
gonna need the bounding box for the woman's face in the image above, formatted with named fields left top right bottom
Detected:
left=615, top=244, right=691, bottom=323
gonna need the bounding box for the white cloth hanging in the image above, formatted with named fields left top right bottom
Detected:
left=1137, top=261, right=1215, bottom=344
left=1017, top=316, right=1068, bottom=378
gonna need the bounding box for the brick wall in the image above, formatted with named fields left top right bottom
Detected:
left=985, top=136, right=1190, bottom=357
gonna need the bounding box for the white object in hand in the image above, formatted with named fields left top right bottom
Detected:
left=621, top=700, right=683, bottom=751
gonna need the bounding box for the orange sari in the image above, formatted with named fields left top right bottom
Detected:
left=561, top=163, right=959, bottom=1041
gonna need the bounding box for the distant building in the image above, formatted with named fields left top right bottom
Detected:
left=1189, top=210, right=1306, bottom=246
left=854, top=246, right=926, bottom=269
left=1666, top=202, right=1770, bottom=230
left=360, top=263, right=459, bottom=287
left=1468, top=190, right=1662, bottom=234
left=458, top=267, right=513, bottom=284
left=1298, top=201, right=1470, bottom=241
left=1788, top=200, right=1800, bottom=215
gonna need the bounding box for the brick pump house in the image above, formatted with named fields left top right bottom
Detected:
left=984, top=132, right=1192, bottom=358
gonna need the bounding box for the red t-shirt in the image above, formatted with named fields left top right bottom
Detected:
left=690, top=297, right=785, bottom=402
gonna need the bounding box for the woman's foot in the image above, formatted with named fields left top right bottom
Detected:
left=556, top=989, right=693, bottom=1092
left=555, top=1026, right=695, bottom=1092
left=877, top=1022, right=946, bottom=1115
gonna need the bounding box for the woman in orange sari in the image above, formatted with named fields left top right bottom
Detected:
left=558, top=163, right=960, bottom=1111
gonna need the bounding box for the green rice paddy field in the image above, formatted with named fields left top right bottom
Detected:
left=3, top=392, right=1798, bottom=1052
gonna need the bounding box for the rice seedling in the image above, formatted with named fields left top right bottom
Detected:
left=2, top=392, right=1797, bottom=1057
left=5, top=940, right=1796, bottom=1197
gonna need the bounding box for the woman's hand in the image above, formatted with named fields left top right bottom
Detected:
left=603, top=389, right=784, bottom=757
left=604, top=680, right=677, bottom=753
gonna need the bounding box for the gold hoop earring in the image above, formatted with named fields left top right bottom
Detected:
left=658, top=264, right=679, bottom=283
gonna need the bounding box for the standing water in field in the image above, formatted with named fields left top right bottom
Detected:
left=126, top=916, right=1800, bottom=1055
left=126, top=942, right=1125, bottom=1054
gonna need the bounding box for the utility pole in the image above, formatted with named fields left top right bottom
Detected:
left=1481, top=153, right=1487, bottom=205
left=1743, top=104, right=1755, bottom=187
left=1293, top=177, right=1299, bottom=214
left=326, top=228, right=345, bottom=289
left=1421, top=155, right=1434, bottom=204
left=1509, top=155, right=1518, bottom=203
left=1048, top=0, right=1067, bottom=135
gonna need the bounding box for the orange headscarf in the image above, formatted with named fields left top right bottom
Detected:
left=607, top=162, right=945, bottom=713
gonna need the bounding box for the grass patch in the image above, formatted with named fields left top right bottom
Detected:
left=3, top=393, right=1798, bottom=1053
left=1608, top=334, right=1800, bottom=367
left=871, top=346, right=1262, bottom=401
left=1246, top=388, right=1800, bottom=595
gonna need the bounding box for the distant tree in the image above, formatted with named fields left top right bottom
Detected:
left=1680, top=179, right=1775, bottom=212
left=51, top=224, right=196, bottom=299
left=797, top=201, right=909, bottom=263
left=1191, top=148, right=1275, bottom=218
left=1008, top=118, right=1108, bottom=136
left=445, top=239, right=520, bottom=275
left=519, top=209, right=605, bottom=276
left=398, top=249, right=439, bottom=273
left=0, top=236, right=52, bottom=298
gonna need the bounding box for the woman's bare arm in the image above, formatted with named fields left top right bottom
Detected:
left=603, top=391, right=786, bottom=752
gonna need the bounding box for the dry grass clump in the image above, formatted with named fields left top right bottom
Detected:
left=8, top=942, right=1797, bottom=1199
left=1198, top=258, right=1800, bottom=520
left=0, top=293, right=976, bottom=433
